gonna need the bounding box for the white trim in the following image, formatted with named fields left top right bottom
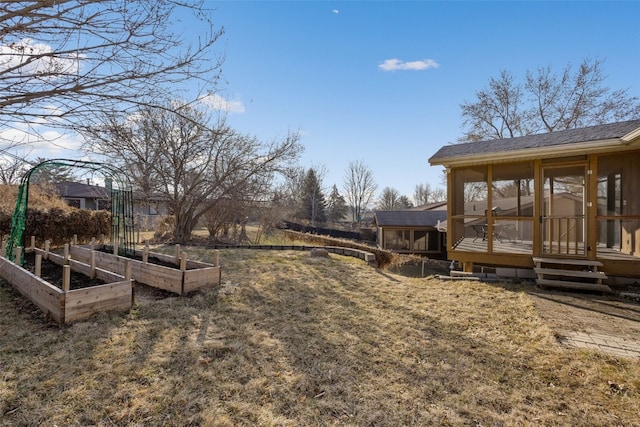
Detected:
left=621, top=126, right=640, bottom=143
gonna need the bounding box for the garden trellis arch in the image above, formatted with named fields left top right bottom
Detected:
left=6, top=159, right=135, bottom=264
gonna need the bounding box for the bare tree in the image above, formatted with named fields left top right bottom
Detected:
left=460, top=58, right=640, bottom=142
left=0, top=151, right=31, bottom=184
left=343, top=160, right=377, bottom=224
left=377, top=187, right=400, bottom=210
left=0, top=1, right=223, bottom=147
left=414, top=182, right=446, bottom=205
left=84, top=102, right=302, bottom=243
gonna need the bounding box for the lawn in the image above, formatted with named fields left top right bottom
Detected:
left=1, top=247, right=639, bottom=426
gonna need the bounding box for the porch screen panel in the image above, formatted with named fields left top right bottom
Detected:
left=597, top=151, right=640, bottom=257
left=491, top=163, right=534, bottom=254
left=451, top=166, right=487, bottom=250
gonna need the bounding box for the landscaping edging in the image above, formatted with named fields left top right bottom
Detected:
left=206, top=244, right=377, bottom=266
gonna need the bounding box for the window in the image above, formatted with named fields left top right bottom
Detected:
left=384, top=229, right=410, bottom=250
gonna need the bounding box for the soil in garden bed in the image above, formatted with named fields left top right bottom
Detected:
left=23, top=252, right=106, bottom=291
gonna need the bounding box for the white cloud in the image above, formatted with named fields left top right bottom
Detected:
left=200, top=93, right=245, bottom=114
left=0, top=123, right=83, bottom=160
left=332, top=9, right=340, bottom=14
left=378, top=58, right=440, bottom=72
left=0, top=38, right=81, bottom=77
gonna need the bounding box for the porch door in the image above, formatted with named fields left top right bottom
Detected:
left=541, top=163, right=588, bottom=257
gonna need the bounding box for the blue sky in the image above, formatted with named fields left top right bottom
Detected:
left=204, top=0, right=640, bottom=200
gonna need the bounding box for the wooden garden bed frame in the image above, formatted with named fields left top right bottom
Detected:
left=0, top=246, right=132, bottom=324
left=69, top=243, right=221, bottom=295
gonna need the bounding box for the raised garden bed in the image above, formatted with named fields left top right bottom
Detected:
left=0, top=248, right=132, bottom=324
left=69, top=244, right=221, bottom=295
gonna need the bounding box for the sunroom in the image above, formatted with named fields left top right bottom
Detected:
left=428, top=119, right=640, bottom=280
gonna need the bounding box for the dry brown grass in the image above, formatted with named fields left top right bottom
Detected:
left=1, top=248, right=640, bottom=426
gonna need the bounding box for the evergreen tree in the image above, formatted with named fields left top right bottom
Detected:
left=297, top=168, right=327, bottom=225
left=326, top=184, right=349, bottom=223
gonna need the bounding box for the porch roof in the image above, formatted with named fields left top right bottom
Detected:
left=374, top=210, right=447, bottom=227
left=429, top=119, right=640, bottom=167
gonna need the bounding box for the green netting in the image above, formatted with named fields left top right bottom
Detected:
left=5, top=159, right=135, bottom=265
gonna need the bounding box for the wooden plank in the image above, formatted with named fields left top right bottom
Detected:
left=450, top=270, right=476, bottom=277
left=183, top=266, right=221, bottom=293
left=534, top=268, right=607, bottom=280
left=95, top=267, right=126, bottom=284
left=532, top=257, right=603, bottom=267
left=64, top=280, right=132, bottom=322
left=131, top=262, right=183, bottom=293
left=537, top=278, right=612, bottom=293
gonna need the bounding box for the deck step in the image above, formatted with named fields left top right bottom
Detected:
left=537, top=278, right=612, bottom=293
left=534, top=268, right=607, bottom=280
left=532, top=257, right=602, bottom=268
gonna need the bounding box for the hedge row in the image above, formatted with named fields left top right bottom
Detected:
left=0, top=208, right=111, bottom=247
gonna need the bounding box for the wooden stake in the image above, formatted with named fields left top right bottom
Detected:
left=180, top=252, right=187, bottom=271
left=1, top=240, right=6, bottom=257
left=44, top=240, right=50, bottom=260
left=125, top=260, right=132, bottom=281
left=63, top=244, right=69, bottom=264
left=15, top=246, right=22, bottom=264
left=213, top=250, right=219, bottom=267
left=35, top=253, right=42, bottom=277
left=90, top=237, right=96, bottom=251
left=100, top=234, right=105, bottom=245
left=175, top=244, right=180, bottom=265
left=113, top=242, right=118, bottom=255
left=63, top=265, right=70, bottom=292
left=142, top=246, right=149, bottom=264
left=73, top=234, right=78, bottom=246
left=30, top=236, right=35, bottom=250
left=90, top=251, right=96, bottom=279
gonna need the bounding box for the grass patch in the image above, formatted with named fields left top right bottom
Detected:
left=1, top=249, right=639, bottom=425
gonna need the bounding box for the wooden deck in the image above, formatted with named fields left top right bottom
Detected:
left=453, top=237, right=640, bottom=262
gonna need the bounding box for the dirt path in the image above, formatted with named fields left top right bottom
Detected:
left=525, top=288, right=640, bottom=357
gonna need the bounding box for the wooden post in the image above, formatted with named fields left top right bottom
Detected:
left=113, top=242, right=118, bottom=255
left=142, top=245, right=149, bottom=264
left=125, top=260, right=132, bottom=281
left=213, top=250, right=219, bottom=267
left=1, top=240, right=6, bottom=257
left=44, top=240, right=50, bottom=260
left=30, top=236, right=36, bottom=250
left=63, top=265, right=71, bottom=292
left=15, top=247, right=22, bottom=264
left=90, top=237, right=96, bottom=251
left=180, top=252, right=187, bottom=271
left=175, top=244, right=181, bottom=265
left=35, top=253, right=42, bottom=277
left=90, top=251, right=96, bottom=279
left=145, top=239, right=150, bottom=249
left=63, top=244, right=69, bottom=264
left=73, top=234, right=78, bottom=246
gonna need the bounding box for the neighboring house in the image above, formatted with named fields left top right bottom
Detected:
left=373, top=209, right=447, bottom=258
left=54, top=181, right=169, bottom=228
left=55, top=181, right=111, bottom=210
left=428, top=118, right=640, bottom=278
